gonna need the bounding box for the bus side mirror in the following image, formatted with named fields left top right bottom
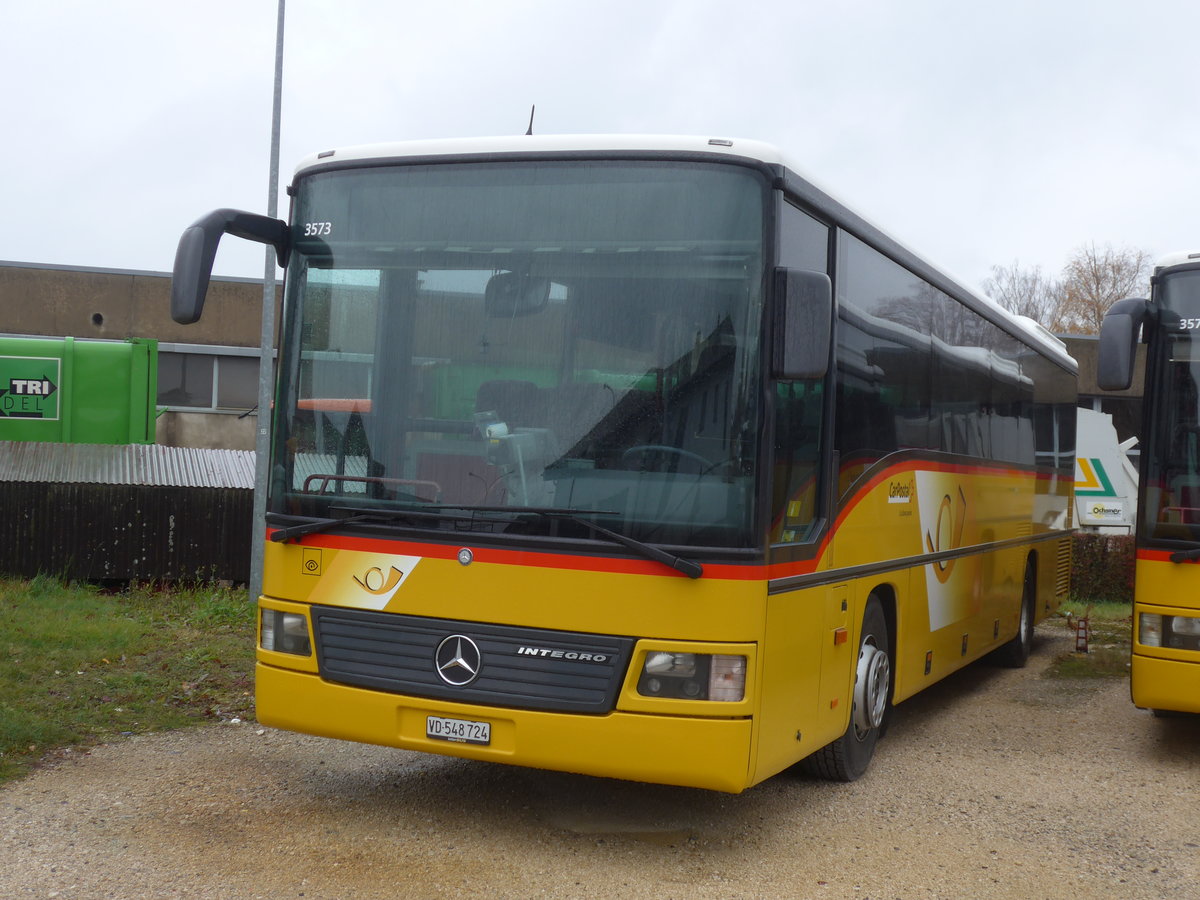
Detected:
left=170, top=209, right=290, bottom=324
left=772, top=268, right=832, bottom=380
left=1097, top=297, right=1150, bottom=391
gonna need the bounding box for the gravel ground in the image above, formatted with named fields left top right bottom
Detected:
left=2, top=624, right=1197, bottom=900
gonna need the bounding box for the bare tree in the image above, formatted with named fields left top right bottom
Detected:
left=1057, top=242, right=1152, bottom=334
left=981, top=261, right=1064, bottom=328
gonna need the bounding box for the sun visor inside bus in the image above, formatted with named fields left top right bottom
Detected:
left=773, top=268, right=832, bottom=381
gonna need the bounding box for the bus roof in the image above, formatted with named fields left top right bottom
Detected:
left=293, top=134, right=793, bottom=174
left=1155, top=250, right=1200, bottom=272
left=292, top=134, right=1075, bottom=373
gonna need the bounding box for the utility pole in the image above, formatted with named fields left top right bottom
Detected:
left=251, top=0, right=285, bottom=601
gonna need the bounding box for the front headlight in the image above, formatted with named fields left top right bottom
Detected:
left=261, top=609, right=312, bottom=655
left=637, top=652, right=746, bottom=701
left=1139, top=613, right=1200, bottom=651
left=1170, top=615, right=1200, bottom=636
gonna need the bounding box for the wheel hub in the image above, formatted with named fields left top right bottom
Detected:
left=852, top=639, right=890, bottom=736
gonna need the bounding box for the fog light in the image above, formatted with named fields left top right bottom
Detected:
left=1139, top=614, right=1163, bottom=648
left=261, top=609, right=312, bottom=655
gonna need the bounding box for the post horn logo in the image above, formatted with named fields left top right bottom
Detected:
left=925, top=486, right=966, bottom=585
left=353, top=565, right=405, bottom=595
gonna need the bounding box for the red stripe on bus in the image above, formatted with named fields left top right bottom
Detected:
left=267, top=528, right=786, bottom=580
left=267, top=461, right=1054, bottom=581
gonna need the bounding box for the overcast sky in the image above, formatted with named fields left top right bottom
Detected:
left=3, top=0, right=1196, bottom=294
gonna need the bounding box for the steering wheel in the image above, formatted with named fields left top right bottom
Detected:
left=620, top=444, right=713, bottom=473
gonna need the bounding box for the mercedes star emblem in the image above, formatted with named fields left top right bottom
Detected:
left=435, top=634, right=482, bottom=686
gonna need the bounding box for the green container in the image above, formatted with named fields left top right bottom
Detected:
left=428, top=363, right=555, bottom=420
left=0, top=337, right=157, bottom=444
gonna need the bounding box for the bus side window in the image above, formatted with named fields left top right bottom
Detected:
left=771, top=201, right=829, bottom=544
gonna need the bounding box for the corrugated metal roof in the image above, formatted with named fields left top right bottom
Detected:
left=0, top=441, right=255, bottom=489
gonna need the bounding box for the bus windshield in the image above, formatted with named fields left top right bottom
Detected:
left=269, top=161, right=767, bottom=548
left=1142, top=268, right=1200, bottom=543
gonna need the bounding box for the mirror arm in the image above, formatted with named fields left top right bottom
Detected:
left=170, top=208, right=290, bottom=325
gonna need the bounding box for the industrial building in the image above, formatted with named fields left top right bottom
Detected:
left=0, top=260, right=278, bottom=451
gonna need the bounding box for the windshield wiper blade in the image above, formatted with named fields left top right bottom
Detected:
left=430, top=505, right=704, bottom=579
left=267, top=507, right=444, bottom=542
left=269, top=513, right=382, bottom=543
left=561, top=513, right=704, bottom=579
left=268, top=505, right=703, bottom=579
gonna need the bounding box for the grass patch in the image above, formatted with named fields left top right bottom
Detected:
left=1045, top=600, right=1133, bottom=680
left=0, top=576, right=255, bottom=784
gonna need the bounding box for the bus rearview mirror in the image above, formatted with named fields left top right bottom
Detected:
left=1097, top=297, right=1150, bottom=391
left=773, top=268, right=832, bottom=380
left=484, top=271, right=551, bottom=318
left=170, top=208, right=289, bottom=324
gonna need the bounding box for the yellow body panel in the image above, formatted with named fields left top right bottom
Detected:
left=831, top=463, right=1067, bottom=704
left=1131, top=655, right=1200, bottom=714
left=257, top=464, right=1070, bottom=791
left=256, top=663, right=755, bottom=793
left=263, top=538, right=764, bottom=640
left=1130, top=558, right=1200, bottom=714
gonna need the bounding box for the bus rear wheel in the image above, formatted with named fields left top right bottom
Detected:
left=802, top=597, right=891, bottom=782
left=993, top=560, right=1036, bottom=668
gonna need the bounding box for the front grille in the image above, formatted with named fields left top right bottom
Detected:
left=311, top=606, right=634, bottom=714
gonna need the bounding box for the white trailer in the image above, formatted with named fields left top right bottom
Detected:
left=1074, top=407, right=1138, bottom=533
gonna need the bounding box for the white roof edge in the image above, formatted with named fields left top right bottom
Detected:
left=1013, top=315, right=1071, bottom=356
left=294, top=134, right=792, bottom=175
left=1155, top=250, right=1200, bottom=272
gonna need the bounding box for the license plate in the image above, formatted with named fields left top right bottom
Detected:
left=426, top=715, right=491, bottom=745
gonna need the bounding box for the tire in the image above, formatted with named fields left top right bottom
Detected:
left=802, top=596, right=891, bottom=782
left=993, top=560, right=1035, bottom=668
left=1150, top=708, right=1194, bottom=719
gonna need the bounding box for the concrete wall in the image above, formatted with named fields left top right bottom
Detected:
left=1, top=261, right=278, bottom=451
left=1063, top=334, right=1146, bottom=398
left=156, top=410, right=258, bottom=451
left=0, top=262, right=276, bottom=347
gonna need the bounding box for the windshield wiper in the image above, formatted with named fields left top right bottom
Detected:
left=428, top=505, right=704, bottom=579
left=267, top=507, right=445, bottom=543
left=560, top=512, right=704, bottom=579
left=267, top=504, right=703, bottom=579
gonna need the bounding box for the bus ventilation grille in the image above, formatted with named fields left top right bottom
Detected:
left=1055, top=538, right=1072, bottom=598
left=311, top=606, right=634, bottom=714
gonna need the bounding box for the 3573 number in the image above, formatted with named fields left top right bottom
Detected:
left=303, top=221, right=332, bottom=237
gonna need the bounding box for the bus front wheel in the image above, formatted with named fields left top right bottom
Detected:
left=801, top=596, right=891, bottom=782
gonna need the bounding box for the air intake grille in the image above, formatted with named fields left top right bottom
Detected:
left=1055, top=536, right=1072, bottom=598
left=311, top=606, right=634, bottom=714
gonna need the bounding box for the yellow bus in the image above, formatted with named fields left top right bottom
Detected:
left=1099, top=251, right=1200, bottom=715
left=170, top=135, right=1077, bottom=791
